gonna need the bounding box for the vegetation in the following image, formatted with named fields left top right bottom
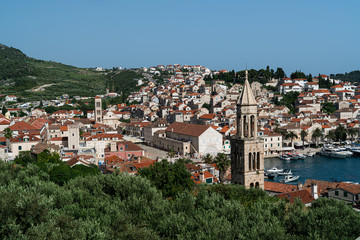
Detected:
left=0, top=159, right=359, bottom=239
left=278, top=92, right=300, bottom=114
left=14, top=150, right=100, bottom=185
left=213, top=153, right=230, bottom=183
left=106, top=70, right=143, bottom=103
left=312, top=128, right=323, bottom=146
left=321, top=102, right=337, bottom=114
left=0, top=43, right=109, bottom=100
left=331, top=70, right=360, bottom=83
left=285, top=131, right=298, bottom=147
left=138, top=159, right=194, bottom=198
left=300, top=129, right=308, bottom=149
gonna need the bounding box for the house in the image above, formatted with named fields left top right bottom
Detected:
left=105, top=141, right=145, bottom=161
left=191, top=171, right=219, bottom=184
left=151, top=122, right=223, bottom=157
left=328, top=182, right=360, bottom=206
left=5, top=95, right=17, bottom=102
left=264, top=181, right=298, bottom=196
left=10, top=134, right=41, bottom=157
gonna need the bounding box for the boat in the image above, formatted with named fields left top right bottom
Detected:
left=292, top=153, right=307, bottom=160
left=266, top=167, right=284, bottom=173
left=278, top=169, right=292, bottom=176
left=264, top=172, right=275, bottom=179
left=319, top=146, right=347, bottom=158
left=279, top=154, right=292, bottom=161
left=346, top=146, right=360, bottom=155
left=305, top=151, right=316, bottom=157
left=279, top=175, right=300, bottom=183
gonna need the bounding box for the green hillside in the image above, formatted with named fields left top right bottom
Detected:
left=0, top=43, right=108, bottom=101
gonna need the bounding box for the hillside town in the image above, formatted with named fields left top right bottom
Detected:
left=1, top=64, right=360, bottom=207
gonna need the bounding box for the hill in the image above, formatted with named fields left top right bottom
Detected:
left=330, top=70, right=360, bottom=83
left=0, top=43, right=109, bottom=101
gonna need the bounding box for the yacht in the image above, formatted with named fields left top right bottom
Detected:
left=266, top=167, right=284, bottom=173
left=346, top=146, right=360, bottom=155
left=320, top=146, right=347, bottom=158
left=305, top=151, right=316, bottom=157
left=279, top=175, right=300, bottom=183
left=278, top=169, right=292, bottom=176
left=292, top=153, right=307, bottom=160
left=279, top=154, right=292, bottom=161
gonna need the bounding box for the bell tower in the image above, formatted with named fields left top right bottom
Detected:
left=231, top=70, right=264, bottom=189
left=95, top=96, right=102, bottom=123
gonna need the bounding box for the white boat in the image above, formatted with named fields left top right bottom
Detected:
left=278, top=169, right=292, bottom=176
left=346, top=146, right=360, bottom=155
left=320, top=146, right=347, bottom=158
left=305, top=151, right=316, bottom=157
left=266, top=167, right=284, bottom=173
left=279, top=154, right=292, bottom=161
left=280, top=175, right=300, bottom=183
left=292, top=153, right=307, bottom=160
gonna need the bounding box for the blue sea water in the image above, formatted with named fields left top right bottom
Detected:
left=264, top=155, right=360, bottom=184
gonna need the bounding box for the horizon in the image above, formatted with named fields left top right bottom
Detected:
left=1, top=1, right=359, bottom=76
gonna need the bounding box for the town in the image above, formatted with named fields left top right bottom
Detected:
left=1, top=63, right=359, bottom=209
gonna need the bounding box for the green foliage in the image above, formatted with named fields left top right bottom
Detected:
left=202, top=103, right=211, bottom=110
left=0, top=43, right=107, bottom=100
left=280, top=92, right=300, bottom=114
left=335, top=125, right=347, bottom=141
left=214, top=153, right=230, bottom=183
left=290, top=70, right=306, bottom=79
left=138, top=159, right=194, bottom=198
left=106, top=70, right=142, bottom=101
left=0, top=162, right=359, bottom=239
left=321, top=102, right=336, bottom=114
left=331, top=70, right=360, bottom=83
left=318, top=74, right=333, bottom=89
left=3, top=127, right=12, bottom=139
left=14, top=150, right=100, bottom=186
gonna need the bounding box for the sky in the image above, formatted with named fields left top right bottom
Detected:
left=1, top=0, right=359, bottom=75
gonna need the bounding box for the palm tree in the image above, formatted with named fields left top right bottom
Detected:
left=202, top=153, right=213, bottom=164
left=325, top=130, right=336, bottom=143
left=285, top=131, right=297, bottom=148
left=167, top=148, right=176, bottom=161
left=312, top=128, right=323, bottom=147
left=214, top=153, right=230, bottom=183
left=3, top=127, right=12, bottom=148
left=300, top=129, right=308, bottom=149
left=347, top=128, right=358, bottom=142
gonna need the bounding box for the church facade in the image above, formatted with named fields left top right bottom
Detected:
left=231, top=70, right=264, bottom=189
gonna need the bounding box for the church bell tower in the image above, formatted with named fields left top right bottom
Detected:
left=231, top=70, right=264, bottom=189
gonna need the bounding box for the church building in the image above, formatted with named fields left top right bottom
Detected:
left=231, top=70, right=264, bottom=189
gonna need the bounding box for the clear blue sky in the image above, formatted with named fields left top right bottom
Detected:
left=1, top=0, right=359, bottom=75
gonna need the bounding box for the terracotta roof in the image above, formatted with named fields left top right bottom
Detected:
left=11, top=134, right=40, bottom=143
left=10, top=121, right=38, bottom=131
left=166, top=122, right=212, bottom=137
left=264, top=181, right=298, bottom=193
left=277, top=189, right=315, bottom=204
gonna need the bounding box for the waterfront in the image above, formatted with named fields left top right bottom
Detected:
left=264, top=154, right=360, bottom=184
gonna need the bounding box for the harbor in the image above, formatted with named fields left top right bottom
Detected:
left=265, top=146, right=360, bottom=184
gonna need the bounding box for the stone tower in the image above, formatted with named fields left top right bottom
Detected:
left=68, top=124, right=79, bottom=150
left=231, top=70, right=264, bottom=189
left=95, top=96, right=102, bottom=123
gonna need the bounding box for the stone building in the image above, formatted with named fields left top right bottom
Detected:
left=95, top=96, right=102, bottom=123
left=231, top=70, right=264, bottom=189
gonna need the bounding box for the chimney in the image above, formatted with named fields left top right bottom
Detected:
left=199, top=171, right=205, bottom=183
left=297, top=183, right=303, bottom=190
left=111, top=141, right=117, bottom=152
left=311, top=183, right=319, bottom=199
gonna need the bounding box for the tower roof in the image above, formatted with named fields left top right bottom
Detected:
left=237, top=70, right=257, bottom=105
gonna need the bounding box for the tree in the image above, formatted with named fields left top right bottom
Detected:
left=202, top=154, right=213, bottom=164
left=335, top=125, right=347, bottom=141
left=290, top=70, right=306, bottom=79
left=214, top=153, right=230, bottom=183
left=312, top=128, right=323, bottom=147
left=167, top=148, right=176, bottom=160
left=300, top=129, right=308, bottom=149
left=321, top=102, right=336, bottom=114
left=274, top=68, right=286, bottom=79
left=138, top=159, right=194, bottom=197
left=285, top=132, right=298, bottom=148
left=2, top=106, right=7, bottom=115
left=325, top=130, right=337, bottom=143
left=3, top=127, right=12, bottom=148
left=347, top=128, right=358, bottom=142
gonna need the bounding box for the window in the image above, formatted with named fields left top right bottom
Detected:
left=344, top=192, right=348, bottom=197
left=335, top=191, right=339, bottom=196
left=18, top=146, right=22, bottom=150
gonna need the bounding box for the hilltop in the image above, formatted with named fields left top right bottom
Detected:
left=0, top=43, right=108, bottom=101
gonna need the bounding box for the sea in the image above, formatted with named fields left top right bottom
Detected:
left=264, top=155, right=360, bottom=184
